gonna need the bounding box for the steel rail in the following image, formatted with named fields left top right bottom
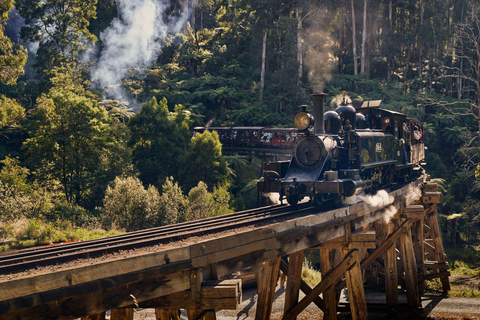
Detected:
left=0, top=203, right=316, bottom=274
left=0, top=204, right=288, bottom=261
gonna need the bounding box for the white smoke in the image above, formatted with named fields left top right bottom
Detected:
left=91, top=0, right=193, bottom=108
left=267, top=193, right=281, bottom=204
left=359, top=190, right=394, bottom=208
left=405, top=184, right=422, bottom=206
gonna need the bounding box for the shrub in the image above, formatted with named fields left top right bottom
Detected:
left=101, top=176, right=161, bottom=231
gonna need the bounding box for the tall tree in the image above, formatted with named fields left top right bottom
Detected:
left=351, top=0, right=358, bottom=75
left=360, top=0, right=367, bottom=74
left=0, top=0, right=27, bottom=130
left=16, top=0, right=97, bottom=74
left=127, top=97, right=191, bottom=188
left=23, top=62, right=112, bottom=205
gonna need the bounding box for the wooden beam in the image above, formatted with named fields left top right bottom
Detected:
left=403, top=205, right=425, bottom=219
left=110, top=309, right=134, bottom=320
left=319, top=248, right=337, bottom=320
left=384, top=220, right=398, bottom=306
left=422, top=183, right=438, bottom=193
left=156, top=309, right=181, bottom=320
left=421, top=192, right=441, bottom=205
left=418, top=271, right=451, bottom=282
left=360, top=219, right=413, bottom=270
left=399, top=219, right=420, bottom=308
left=279, top=260, right=325, bottom=311
left=413, top=217, right=426, bottom=294
left=0, top=247, right=191, bottom=303
left=418, top=261, right=449, bottom=269
left=282, top=250, right=358, bottom=320
left=81, top=312, right=105, bottom=320
left=186, top=309, right=216, bottom=320
left=255, top=258, right=281, bottom=320
left=428, top=207, right=450, bottom=293
left=284, top=251, right=304, bottom=319
left=0, top=271, right=190, bottom=320
left=342, top=249, right=368, bottom=320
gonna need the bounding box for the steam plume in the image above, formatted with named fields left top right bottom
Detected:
left=92, top=0, right=193, bottom=108
left=303, top=11, right=336, bottom=92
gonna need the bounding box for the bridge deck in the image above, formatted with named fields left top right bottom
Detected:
left=0, top=176, right=447, bottom=320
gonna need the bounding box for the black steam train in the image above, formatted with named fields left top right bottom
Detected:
left=257, top=93, right=425, bottom=206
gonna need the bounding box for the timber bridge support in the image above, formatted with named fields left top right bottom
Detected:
left=0, top=177, right=449, bottom=320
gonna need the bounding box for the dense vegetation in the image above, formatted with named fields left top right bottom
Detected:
left=0, top=0, right=480, bottom=252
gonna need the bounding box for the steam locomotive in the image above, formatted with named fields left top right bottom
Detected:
left=257, top=93, right=425, bottom=206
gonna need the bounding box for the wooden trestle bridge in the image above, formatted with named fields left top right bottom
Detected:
left=0, top=175, right=449, bottom=320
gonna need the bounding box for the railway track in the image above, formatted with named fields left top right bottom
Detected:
left=0, top=203, right=318, bottom=275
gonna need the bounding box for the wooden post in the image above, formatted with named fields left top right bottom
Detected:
left=187, top=310, right=216, bottom=320
left=284, top=251, right=304, bottom=318
left=384, top=220, right=398, bottom=306
left=319, top=248, right=337, bottom=320
left=255, top=257, right=281, bottom=320
left=155, top=309, right=181, bottom=320
left=110, top=309, right=134, bottom=320
left=399, top=220, right=420, bottom=308
left=428, top=206, right=451, bottom=293
left=81, top=312, right=106, bottom=320
left=342, top=249, right=368, bottom=320
left=413, top=217, right=426, bottom=294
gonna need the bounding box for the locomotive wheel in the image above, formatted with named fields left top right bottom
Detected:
left=287, top=195, right=299, bottom=206
left=312, top=194, right=324, bottom=207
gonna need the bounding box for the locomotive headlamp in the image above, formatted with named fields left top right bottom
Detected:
left=294, top=112, right=313, bottom=131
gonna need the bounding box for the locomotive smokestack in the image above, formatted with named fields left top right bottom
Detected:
left=311, top=93, right=326, bottom=135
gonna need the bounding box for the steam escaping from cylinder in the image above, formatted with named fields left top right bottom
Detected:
left=405, top=184, right=422, bottom=206
left=359, top=190, right=394, bottom=208
left=91, top=0, right=193, bottom=109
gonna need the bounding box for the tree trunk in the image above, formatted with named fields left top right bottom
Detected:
left=418, top=0, right=424, bottom=77
left=361, top=0, right=367, bottom=74
left=260, top=29, right=267, bottom=103
left=351, top=0, right=358, bottom=75
left=296, top=7, right=303, bottom=84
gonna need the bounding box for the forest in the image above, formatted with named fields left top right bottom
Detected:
left=0, top=0, right=479, bottom=258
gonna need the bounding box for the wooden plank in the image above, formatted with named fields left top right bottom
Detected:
left=111, top=308, right=134, bottom=320
left=282, top=250, right=358, bottom=320
left=418, top=271, right=451, bottom=282
left=0, top=246, right=191, bottom=302
left=0, top=271, right=190, bottom=320
left=255, top=258, right=281, bottom=320
left=284, top=251, right=303, bottom=319
left=319, top=248, right=337, bottom=320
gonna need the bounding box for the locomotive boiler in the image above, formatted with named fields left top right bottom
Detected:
left=258, top=93, right=425, bottom=206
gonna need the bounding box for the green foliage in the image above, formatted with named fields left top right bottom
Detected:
left=158, top=177, right=188, bottom=225
left=179, top=130, right=228, bottom=191
left=128, top=97, right=192, bottom=188
left=101, top=176, right=161, bottom=231
left=23, top=63, right=113, bottom=206
left=16, top=0, right=97, bottom=74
